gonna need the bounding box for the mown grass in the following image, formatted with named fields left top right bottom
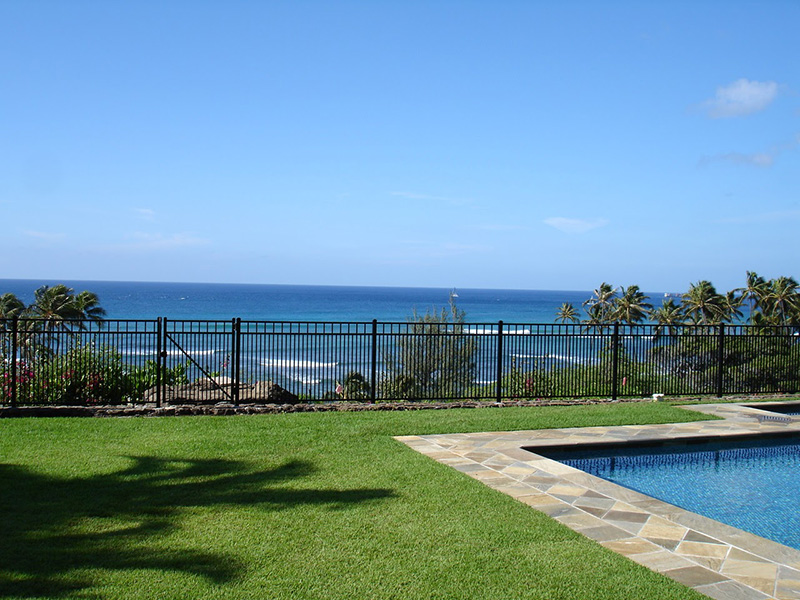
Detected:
left=0, top=403, right=716, bottom=599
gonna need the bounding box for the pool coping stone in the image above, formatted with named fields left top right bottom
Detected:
left=396, top=401, right=800, bottom=600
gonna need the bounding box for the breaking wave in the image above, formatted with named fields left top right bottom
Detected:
left=262, top=359, right=338, bottom=368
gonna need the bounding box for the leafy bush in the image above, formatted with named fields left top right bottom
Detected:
left=126, top=359, right=189, bottom=400
left=322, top=370, right=372, bottom=401
left=5, top=344, right=189, bottom=405
left=35, top=345, right=128, bottom=405
left=503, top=357, right=553, bottom=399
left=381, top=293, right=477, bottom=400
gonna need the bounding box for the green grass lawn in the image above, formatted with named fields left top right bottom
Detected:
left=0, top=403, right=716, bottom=600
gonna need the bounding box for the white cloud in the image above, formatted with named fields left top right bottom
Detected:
left=543, top=217, right=608, bottom=234
left=701, top=79, right=778, bottom=118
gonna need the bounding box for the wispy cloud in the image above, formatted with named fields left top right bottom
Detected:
left=699, top=79, right=779, bottom=118
left=390, top=191, right=472, bottom=205
left=699, top=134, right=799, bottom=168
left=22, top=230, right=66, bottom=241
left=543, top=217, right=608, bottom=234
left=700, top=152, right=774, bottom=168
left=717, top=209, right=800, bottom=224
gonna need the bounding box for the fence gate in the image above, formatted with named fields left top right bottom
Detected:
left=160, top=318, right=241, bottom=405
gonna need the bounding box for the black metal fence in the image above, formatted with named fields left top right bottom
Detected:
left=2, top=318, right=798, bottom=406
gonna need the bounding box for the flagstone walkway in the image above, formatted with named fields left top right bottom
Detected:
left=396, top=401, right=800, bottom=600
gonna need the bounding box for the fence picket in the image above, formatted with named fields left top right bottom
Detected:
left=1, top=317, right=798, bottom=405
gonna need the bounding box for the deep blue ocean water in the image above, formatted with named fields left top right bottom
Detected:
left=0, top=279, right=618, bottom=323
left=543, top=436, right=800, bottom=551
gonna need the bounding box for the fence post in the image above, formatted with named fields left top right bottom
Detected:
left=158, top=317, right=167, bottom=408
left=233, top=318, right=241, bottom=405
left=10, top=317, right=18, bottom=408
left=611, top=322, right=620, bottom=400
left=496, top=321, right=504, bottom=402
left=716, top=324, right=725, bottom=398
left=155, top=317, right=162, bottom=408
left=370, top=320, right=378, bottom=402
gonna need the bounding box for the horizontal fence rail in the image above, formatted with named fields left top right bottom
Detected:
left=1, top=318, right=798, bottom=406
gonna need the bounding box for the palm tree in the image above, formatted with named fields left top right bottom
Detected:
left=721, top=290, right=744, bottom=324
left=762, top=276, right=800, bottom=325
left=650, top=298, right=684, bottom=340
left=0, top=293, right=26, bottom=320
left=22, top=285, right=82, bottom=356
left=73, top=290, right=107, bottom=327
left=681, top=281, right=726, bottom=325
left=27, top=285, right=107, bottom=325
left=0, top=294, right=26, bottom=360
left=28, top=285, right=82, bottom=323
left=555, top=302, right=580, bottom=324
left=611, top=285, right=653, bottom=325
left=736, top=271, right=769, bottom=324
left=582, top=283, right=617, bottom=332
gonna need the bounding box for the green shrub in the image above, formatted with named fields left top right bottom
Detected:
left=381, top=293, right=477, bottom=400
left=11, top=345, right=189, bottom=405
left=36, top=345, right=128, bottom=405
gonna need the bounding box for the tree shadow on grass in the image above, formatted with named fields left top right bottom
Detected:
left=0, top=457, right=396, bottom=598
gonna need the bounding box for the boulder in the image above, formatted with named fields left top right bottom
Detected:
left=239, top=381, right=300, bottom=404
left=142, top=379, right=299, bottom=405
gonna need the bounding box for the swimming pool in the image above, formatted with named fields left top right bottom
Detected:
left=746, top=401, right=800, bottom=416
left=537, top=433, right=800, bottom=551
left=402, top=402, right=800, bottom=599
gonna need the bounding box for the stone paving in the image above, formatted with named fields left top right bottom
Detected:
left=396, top=401, right=800, bottom=600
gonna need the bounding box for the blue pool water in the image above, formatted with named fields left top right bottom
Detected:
left=538, top=435, right=800, bottom=550
left=747, top=404, right=800, bottom=417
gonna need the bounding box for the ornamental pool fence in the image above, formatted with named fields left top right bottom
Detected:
left=1, top=317, right=799, bottom=406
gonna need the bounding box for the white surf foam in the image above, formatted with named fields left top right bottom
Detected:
left=465, top=327, right=531, bottom=335
left=262, top=359, right=338, bottom=368
left=292, top=376, right=322, bottom=385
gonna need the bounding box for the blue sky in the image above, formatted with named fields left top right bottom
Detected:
left=2, top=1, right=798, bottom=293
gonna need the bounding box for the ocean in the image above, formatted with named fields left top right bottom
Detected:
left=0, top=279, right=608, bottom=323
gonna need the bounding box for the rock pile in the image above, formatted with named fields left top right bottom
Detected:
left=143, top=377, right=300, bottom=405
left=0, top=396, right=656, bottom=418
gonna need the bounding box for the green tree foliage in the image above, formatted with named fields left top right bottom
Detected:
left=611, top=285, right=653, bottom=325
left=555, top=302, right=580, bottom=323
left=650, top=298, right=684, bottom=340
left=381, top=292, right=477, bottom=400
left=736, top=271, right=770, bottom=325
left=582, top=282, right=617, bottom=332
left=681, top=280, right=727, bottom=325
left=0, top=284, right=107, bottom=326
left=8, top=346, right=188, bottom=406
left=0, top=293, right=26, bottom=321
left=762, top=276, right=800, bottom=325
left=26, top=285, right=107, bottom=329
left=327, top=371, right=371, bottom=400
left=722, top=290, right=744, bottom=324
